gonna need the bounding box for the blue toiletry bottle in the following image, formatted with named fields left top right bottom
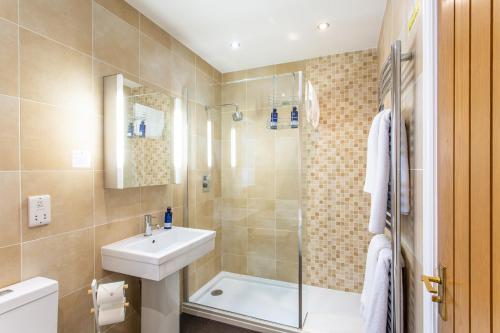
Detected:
left=270, top=108, right=278, bottom=129
left=164, top=207, right=172, bottom=229
left=127, top=122, right=134, bottom=137
left=291, top=106, right=299, bottom=128
left=139, top=120, right=146, bottom=137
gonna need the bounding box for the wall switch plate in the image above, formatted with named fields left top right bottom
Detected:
left=72, top=150, right=91, bottom=168
left=28, top=195, right=51, bottom=228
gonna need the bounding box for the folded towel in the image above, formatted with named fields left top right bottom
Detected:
left=305, top=81, right=320, bottom=128
left=365, top=109, right=410, bottom=234
left=363, top=247, right=392, bottom=333
left=360, top=234, right=391, bottom=317
left=368, top=109, right=391, bottom=234
left=364, top=112, right=384, bottom=193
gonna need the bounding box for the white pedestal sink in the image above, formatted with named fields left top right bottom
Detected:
left=101, top=227, right=216, bottom=333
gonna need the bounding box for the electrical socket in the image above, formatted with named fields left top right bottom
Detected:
left=28, top=195, right=51, bottom=228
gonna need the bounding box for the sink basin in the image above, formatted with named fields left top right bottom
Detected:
left=101, top=227, right=216, bottom=281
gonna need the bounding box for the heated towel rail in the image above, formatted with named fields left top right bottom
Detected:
left=378, top=40, right=413, bottom=333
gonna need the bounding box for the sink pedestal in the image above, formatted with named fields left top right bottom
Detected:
left=141, top=272, right=180, bottom=333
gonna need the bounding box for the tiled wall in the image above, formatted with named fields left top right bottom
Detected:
left=0, top=1, right=221, bottom=332
left=218, top=63, right=303, bottom=283
left=302, top=50, right=378, bottom=292
left=378, top=0, right=423, bottom=331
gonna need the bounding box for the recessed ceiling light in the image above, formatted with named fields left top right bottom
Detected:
left=317, top=22, right=330, bottom=31
left=230, top=41, right=240, bottom=49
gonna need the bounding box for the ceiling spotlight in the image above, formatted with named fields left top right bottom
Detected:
left=317, top=22, right=330, bottom=31
left=230, top=41, right=240, bottom=49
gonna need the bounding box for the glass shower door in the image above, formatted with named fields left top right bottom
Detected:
left=185, top=71, right=303, bottom=328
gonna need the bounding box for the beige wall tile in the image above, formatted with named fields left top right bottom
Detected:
left=247, top=256, right=276, bottom=279
left=94, top=0, right=139, bottom=28
left=171, top=38, right=195, bottom=65
left=248, top=228, right=275, bottom=258
left=222, top=70, right=246, bottom=83
left=247, top=169, right=275, bottom=199
left=140, top=14, right=171, bottom=49
left=22, top=227, right=93, bottom=296
left=170, top=53, right=195, bottom=96
left=0, top=19, right=18, bottom=97
left=94, top=217, right=140, bottom=278
left=20, top=100, right=92, bottom=170
left=276, top=260, right=298, bottom=283
left=221, top=82, right=246, bottom=110
left=275, top=61, right=305, bottom=75
left=196, top=256, right=220, bottom=288
left=221, top=225, right=247, bottom=255
left=276, top=170, right=299, bottom=200
left=0, top=95, right=19, bottom=170
left=58, top=287, right=94, bottom=333
left=246, top=65, right=275, bottom=78
left=140, top=185, right=172, bottom=214
left=275, top=136, right=299, bottom=170
left=94, top=171, right=141, bottom=224
left=140, top=34, right=171, bottom=89
left=276, top=230, right=297, bottom=262
left=195, top=69, right=215, bottom=106
left=21, top=171, right=93, bottom=241
left=93, top=3, right=139, bottom=75
left=19, top=0, right=92, bottom=54
left=247, top=77, right=273, bottom=111
left=195, top=56, right=214, bottom=79
left=0, top=172, right=20, bottom=247
left=222, top=254, right=246, bottom=274
left=247, top=199, right=275, bottom=229
left=0, top=0, right=18, bottom=23
left=0, top=245, right=21, bottom=288
left=20, top=28, right=92, bottom=110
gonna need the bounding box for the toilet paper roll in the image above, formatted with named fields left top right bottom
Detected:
left=98, top=301, right=126, bottom=326
left=96, top=281, right=125, bottom=305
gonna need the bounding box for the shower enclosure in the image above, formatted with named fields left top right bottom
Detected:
left=183, top=70, right=306, bottom=329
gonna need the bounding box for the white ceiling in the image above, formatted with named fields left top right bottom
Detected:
left=125, top=0, right=387, bottom=73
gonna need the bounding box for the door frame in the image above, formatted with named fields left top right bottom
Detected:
left=422, top=0, right=439, bottom=332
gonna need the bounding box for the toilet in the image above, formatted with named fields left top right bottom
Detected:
left=0, top=277, right=58, bottom=333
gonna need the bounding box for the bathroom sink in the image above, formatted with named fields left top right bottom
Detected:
left=101, top=227, right=216, bottom=281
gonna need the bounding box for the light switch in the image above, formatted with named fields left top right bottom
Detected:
left=72, top=150, right=91, bottom=168
left=28, top=195, right=51, bottom=228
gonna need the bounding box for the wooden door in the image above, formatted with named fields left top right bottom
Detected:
left=437, top=0, right=498, bottom=332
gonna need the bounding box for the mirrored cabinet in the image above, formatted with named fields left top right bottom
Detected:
left=104, top=74, right=180, bottom=189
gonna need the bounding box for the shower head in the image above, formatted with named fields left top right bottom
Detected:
left=206, top=103, right=242, bottom=122
left=232, top=110, right=243, bottom=122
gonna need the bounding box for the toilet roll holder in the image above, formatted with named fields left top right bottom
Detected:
left=88, top=279, right=129, bottom=333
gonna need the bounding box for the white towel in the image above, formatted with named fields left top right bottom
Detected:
left=364, top=112, right=384, bottom=193
left=365, top=109, right=410, bottom=234
left=368, top=109, right=391, bottom=234
left=360, top=234, right=391, bottom=317
left=305, top=81, right=320, bottom=128
left=363, top=247, right=392, bottom=333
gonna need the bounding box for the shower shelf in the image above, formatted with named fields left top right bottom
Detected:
left=267, top=95, right=301, bottom=108
left=265, top=122, right=299, bottom=130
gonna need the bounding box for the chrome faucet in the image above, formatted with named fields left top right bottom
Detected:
left=144, top=214, right=154, bottom=236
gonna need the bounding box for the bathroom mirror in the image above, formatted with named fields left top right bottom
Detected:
left=104, top=74, right=175, bottom=189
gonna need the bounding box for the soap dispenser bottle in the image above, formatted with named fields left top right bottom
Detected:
left=270, top=108, right=278, bottom=129
left=164, top=207, right=172, bottom=229
left=290, top=106, right=299, bottom=128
